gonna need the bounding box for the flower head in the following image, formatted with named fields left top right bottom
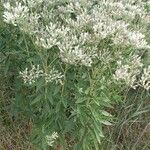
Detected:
left=46, top=132, right=58, bottom=147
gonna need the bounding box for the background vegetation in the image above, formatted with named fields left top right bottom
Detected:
left=0, top=1, right=150, bottom=150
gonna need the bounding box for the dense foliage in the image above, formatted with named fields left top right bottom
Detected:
left=0, top=0, right=150, bottom=149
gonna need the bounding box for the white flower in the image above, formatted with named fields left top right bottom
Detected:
left=36, top=37, right=58, bottom=49
left=19, top=65, right=43, bottom=85
left=139, top=66, right=150, bottom=90
left=126, top=31, right=150, bottom=49
left=114, top=54, right=150, bottom=90
left=35, top=24, right=69, bottom=49
left=20, top=65, right=64, bottom=85
left=3, top=2, right=29, bottom=26
left=114, top=54, right=143, bottom=89
left=58, top=32, right=95, bottom=67
left=23, top=0, right=43, bottom=8
left=46, top=132, right=58, bottom=147
left=2, top=0, right=150, bottom=69
left=66, top=10, right=92, bottom=29
left=44, top=68, right=64, bottom=84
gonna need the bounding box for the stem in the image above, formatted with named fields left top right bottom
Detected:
left=22, top=32, right=32, bottom=66
left=44, top=49, right=48, bottom=100
left=61, top=64, right=68, bottom=97
left=29, top=35, right=46, bottom=68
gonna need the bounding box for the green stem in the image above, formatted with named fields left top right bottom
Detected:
left=22, top=32, right=32, bottom=66
left=44, top=49, right=48, bottom=100
left=61, top=64, right=68, bottom=97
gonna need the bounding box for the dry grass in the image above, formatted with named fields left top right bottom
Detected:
left=103, top=90, right=150, bottom=150
left=0, top=75, right=32, bottom=150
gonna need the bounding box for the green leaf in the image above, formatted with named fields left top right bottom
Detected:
left=47, top=93, right=54, bottom=105
left=56, top=101, right=61, bottom=113
left=31, top=94, right=43, bottom=105
left=36, top=79, right=45, bottom=92
left=61, top=97, right=67, bottom=108
left=131, top=110, right=149, bottom=118
left=54, top=86, right=61, bottom=95
left=4, top=56, right=10, bottom=75
left=93, top=121, right=105, bottom=138
left=101, top=110, right=112, bottom=117
left=94, top=128, right=101, bottom=143
left=76, top=98, right=86, bottom=104
left=100, top=120, right=112, bottom=126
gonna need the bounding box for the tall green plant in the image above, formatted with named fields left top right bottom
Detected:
left=1, top=0, right=150, bottom=149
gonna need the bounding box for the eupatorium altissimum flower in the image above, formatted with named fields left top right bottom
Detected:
left=2, top=0, right=150, bottom=68
left=114, top=54, right=150, bottom=90
left=139, top=66, right=150, bottom=91
left=19, top=65, right=63, bottom=85
left=19, top=65, right=43, bottom=85
left=45, top=68, right=64, bottom=84
left=3, top=2, right=29, bottom=26
left=45, top=132, right=58, bottom=147
left=58, top=32, right=95, bottom=67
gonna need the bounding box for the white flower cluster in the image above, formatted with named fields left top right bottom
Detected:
left=3, top=2, right=29, bottom=26
left=3, top=1, right=40, bottom=34
left=35, top=24, right=70, bottom=49
left=45, top=68, right=64, bottom=84
left=19, top=65, right=43, bottom=85
left=45, top=132, right=58, bottom=147
left=139, top=66, right=150, bottom=91
left=58, top=32, right=97, bottom=67
left=91, top=6, right=149, bottom=49
left=22, top=0, right=43, bottom=8
left=19, top=65, right=63, bottom=85
left=114, top=54, right=150, bottom=90
left=99, top=0, right=150, bottom=25
left=2, top=0, right=150, bottom=67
